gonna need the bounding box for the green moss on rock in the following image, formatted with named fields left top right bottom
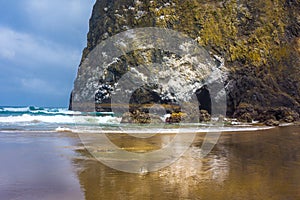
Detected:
left=71, top=0, right=300, bottom=121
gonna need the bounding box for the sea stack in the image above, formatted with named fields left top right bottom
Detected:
left=70, top=0, right=300, bottom=123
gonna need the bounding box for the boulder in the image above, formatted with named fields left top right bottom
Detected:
left=264, top=119, right=280, bottom=126
left=257, top=107, right=299, bottom=123
left=199, top=110, right=211, bottom=122
left=165, top=112, right=187, bottom=124
left=121, top=110, right=163, bottom=124
left=233, top=103, right=257, bottom=123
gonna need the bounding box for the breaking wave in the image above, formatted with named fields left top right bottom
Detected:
left=0, top=106, right=274, bottom=133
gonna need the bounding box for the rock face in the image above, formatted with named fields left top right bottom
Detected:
left=70, top=0, right=300, bottom=122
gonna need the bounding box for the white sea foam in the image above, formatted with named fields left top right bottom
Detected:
left=55, top=127, right=73, bottom=132
left=0, top=114, right=75, bottom=124
left=57, top=109, right=82, bottom=115
left=0, top=114, right=123, bottom=126
left=73, top=116, right=121, bottom=125
left=71, top=126, right=274, bottom=134
left=2, top=107, right=30, bottom=112
left=0, top=106, right=81, bottom=115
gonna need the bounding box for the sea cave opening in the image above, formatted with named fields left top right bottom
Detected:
left=195, top=86, right=212, bottom=114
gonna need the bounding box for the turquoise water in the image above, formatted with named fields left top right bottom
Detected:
left=0, top=106, right=77, bottom=131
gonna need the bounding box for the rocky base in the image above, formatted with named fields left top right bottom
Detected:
left=165, top=110, right=212, bottom=123
left=120, top=105, right=299, bottom=126
left=121, top=110, right=163, bottom=124
left=121, top=108, right=213, bottom=124
left=199, top=110, right=211, bottom=122
left=264, top=119, right=280, bottom=126
left=233, top=103, right=300, bottom=126
left=165, top=112, right=186, bottom=123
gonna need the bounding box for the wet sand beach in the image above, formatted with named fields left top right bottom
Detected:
left=1, top=126, right=300, bottom=200
left=0, top=132, right=84, bottom=200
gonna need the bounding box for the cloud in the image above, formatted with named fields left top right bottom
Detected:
left=0, top=0, right=95, bottom=68
left=0, top=26, right=80, bottom=68
left=0, top=26, right=81, bottom=105
left=20, top=78, right=61, bottom=95
left=23, top=0, right=95, bottom=33
left=0, top=0, right=96, bottom=106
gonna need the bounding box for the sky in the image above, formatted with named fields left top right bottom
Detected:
left=0, top=0, right=96, bottom=107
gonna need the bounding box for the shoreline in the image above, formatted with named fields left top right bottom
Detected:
left=1, top=119, right=299, bottom=135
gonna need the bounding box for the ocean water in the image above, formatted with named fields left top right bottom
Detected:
left=0, top=106, right=274, bottom=134
left=0, top=106, right=117, bottom=132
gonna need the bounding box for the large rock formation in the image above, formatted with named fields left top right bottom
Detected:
left=70, top=0, right=300, bottom=123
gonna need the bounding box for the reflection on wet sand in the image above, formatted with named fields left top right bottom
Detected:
left=74, top=126, right=300, bottom=200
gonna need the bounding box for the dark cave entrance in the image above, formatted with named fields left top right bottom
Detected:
left=129, top=86, right=161, bottom=113
left=129, top=86, right=180, bottom=114
left=195, top=86, right=212, bottom=114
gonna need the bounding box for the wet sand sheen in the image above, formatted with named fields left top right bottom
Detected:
left=0, top=132, right=84, bottom=200
left=1, top=126, right=300, bottom=199
left=75, top=126, right=300, bottom=200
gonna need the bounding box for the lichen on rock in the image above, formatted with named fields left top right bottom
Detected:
left=70, top=0, right=300, bottom=124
